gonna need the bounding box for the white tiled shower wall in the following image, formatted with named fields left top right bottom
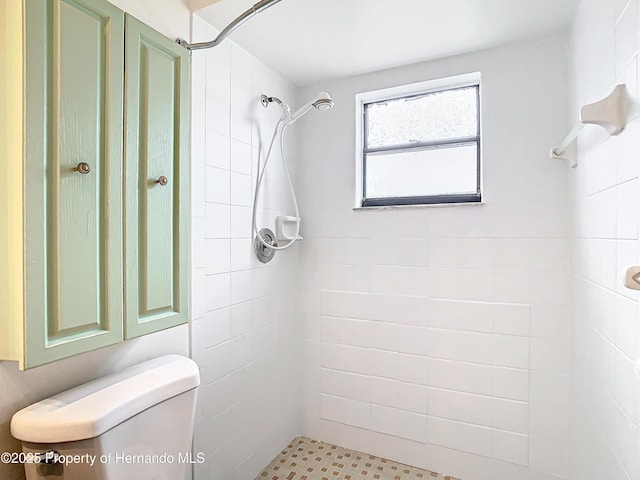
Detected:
left=297, top=38, right=572, bottom=480
left=190, top=15, right=302, bottom=479
left=568, top=0, right=640, bottom=479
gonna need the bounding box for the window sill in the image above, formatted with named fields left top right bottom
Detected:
left=353, top=201, right=484, bottom=211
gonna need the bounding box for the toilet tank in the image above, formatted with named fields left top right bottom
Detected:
left=11, top=355, right=200, bottom=480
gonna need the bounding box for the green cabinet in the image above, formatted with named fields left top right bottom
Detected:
left=124, top=15, right=190, bottom=338
left=0, top=0, right=190, bottom=369
left=23, top=0, right=125, bottom=368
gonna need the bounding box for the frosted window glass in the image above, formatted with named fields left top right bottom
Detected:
left=365, top=144, right=478, bottom=198
left=366, top=86, right=478, bottom=148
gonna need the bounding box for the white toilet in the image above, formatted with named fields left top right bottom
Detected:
left=11, top=355, right=200, bottom=480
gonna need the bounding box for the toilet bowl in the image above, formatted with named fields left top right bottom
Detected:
left=11, top=355, right=200, bottom=480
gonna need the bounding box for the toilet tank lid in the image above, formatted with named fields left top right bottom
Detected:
left=11, top=355, right=200, bottom=444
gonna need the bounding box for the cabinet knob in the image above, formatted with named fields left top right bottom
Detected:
left=76, top=162, right=91, bottom=175
left=157, top=176, right=168, bottom=186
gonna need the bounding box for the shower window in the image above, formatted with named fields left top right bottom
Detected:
left=356, top=73, right=482, bottom=207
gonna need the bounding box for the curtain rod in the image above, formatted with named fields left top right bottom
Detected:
left=176, top=0, right=283, bottom=51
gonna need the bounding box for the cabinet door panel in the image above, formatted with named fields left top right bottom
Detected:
left=24, top=0, right=125, bottom=367
left=124, top=15, right=189, bottom=338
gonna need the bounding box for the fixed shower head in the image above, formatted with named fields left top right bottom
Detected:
left=287, top=92, right=335, bottom=124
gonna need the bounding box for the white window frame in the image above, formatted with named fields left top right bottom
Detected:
left=354, top=72, right=482, bottom=208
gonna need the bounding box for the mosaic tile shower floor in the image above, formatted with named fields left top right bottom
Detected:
left=256, top=437, right=460, bottom=480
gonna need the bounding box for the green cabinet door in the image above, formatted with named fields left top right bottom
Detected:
left=24, top=0, right=125, bottom=368
left=124, top=15, right=190, bottom=339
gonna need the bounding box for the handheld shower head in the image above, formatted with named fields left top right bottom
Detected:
left=287, top=92, right=335, bottom=124
left=312, top=92, right=335, bottom=111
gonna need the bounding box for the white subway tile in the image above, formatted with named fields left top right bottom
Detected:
left=495, top=239, right=569, bottom=273
left=492, top=398, right=528, bottom=434
left=205, top=40, right=231, bottom=105
left=530, top=305, right=570, bottom=339
left=615, top=0, right=637, bottom=75
left=206, top=130, right=230, bottom=170
left=341, top=345, right=372, bottom=376
left=319, top=343, right=344, bottom=371
left=370, top=295, right=430, bottom=326
left=368, top=349, right=401, bottom=379
left=320, top=291, right=373, bottom=320
left=320, top=264, right=371, bottom=293
left=493, top=303, right=530, bottom=336
left=204, top=307, right=232, bottom=348
left=428, top=269, right=494, bottom=302
left=206, top=273, right=231, bottom=312
left=529, top=403, right=569, bottom=441
left=493, top=335, right=530, bottom=369
left=429, top=238, right=494, bottom=270
left=493, top=271, right=531, bottom=304
left=321, top=315, right=345, bottom=345
left=429, top=388, right=492, bottom=427
left=398, top=325, right=430, bottom=356
left=493, top=367, right=529, bottom=401
left=230, top=270, right=254, bottom=305
left=427, top=329, right=494, bottom=365
left=492, top=429, right=528, bottom=466
left=368, top=321, right=400, bottom=351
left=371, top=404, right=428, bottom=443
left=530, top=339, right=570, bottom=373
left=616, top=179, right=639, bottom=239
left=342, top=319, right=370, bottom=348
left=616, top=120, right=640, bottom=182
left=321, top=369, right=370, bottom=402
left=531, top=272, right=569, bottom=306
left=229, top=301, right=252, bottom=336
left=230, top=172, right=252, bottom=207
left=370, top=238, right=429, bottom=267
left=577, top=188, right=618, bottom=239
left=614, top=352, right=639, bottom=423
left=428, top=417, right=492, bottom=458
left=206, top=239, right=231, bottom=275
left=429, top=358, right=492, bottom=396
left=530, top=371, right=569, bottom=407
left=230, top=138, right=252, bottom=176
left=395, top=353, right=430, bottom=385
left=318, top=238, right=372, bottom=265
left=230, top=206, right=252, bottom=239
left=371, top=377, right=429, bottom=414
left=370, top=265, right=428, bottom=296
left=616, top=295, right=639, bottom=358
left=230, top=238, right=258, bottom=272
left=205, top=203, right=231, bottom=239
left=206, top=101, right=230, bottom=137
left=206, top=166, right=231, bottom=204
left=428, top=299, right=494, bottom=333
left=529, top=436, right=568, bottom=476
left=320, top=394, right=370, bottom=430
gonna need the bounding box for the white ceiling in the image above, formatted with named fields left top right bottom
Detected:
left=197, top=0, right=579, bottom=86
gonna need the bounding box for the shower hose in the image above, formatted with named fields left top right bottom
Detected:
left=252, top=118, right=301, bottom=251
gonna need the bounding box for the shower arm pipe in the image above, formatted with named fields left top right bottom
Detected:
left=176, top=0, right=283, bottom=50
